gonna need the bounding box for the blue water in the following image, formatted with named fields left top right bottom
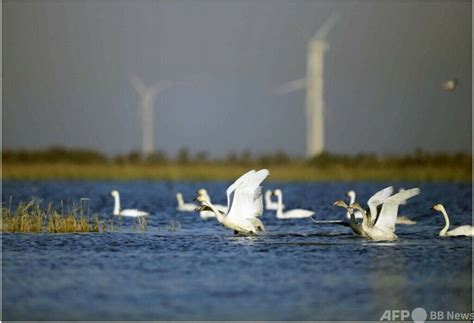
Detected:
left=2, top=180, right=472, bottom=320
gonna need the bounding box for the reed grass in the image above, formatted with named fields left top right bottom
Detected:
left=1, top=198, right=101, bottom=233
left=1, top=198, right=186, bottom=234
left=167, top=220, right=182, bottom=232
left=2, top=161, right=471, bottom=182
left=132, top=216, right=148, bottom=232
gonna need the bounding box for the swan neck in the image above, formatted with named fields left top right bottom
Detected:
left=276, top=193, right=283, bottom=218
left=355, top=206, right=370, bottom=228
left=113, top=194, right=120, bottom=215
left=349, top=212, right=356, bottom=226
left=206, top=200, right=225, bottom=223
left=346, top=195, right=355, bottom=219
left=348, top=212, right=360, bottom=233
left=176, top=194, right=184, bottom=207
left=265, top=191, right=272, bottom=206
left=440, top=208, right=450, bottom=235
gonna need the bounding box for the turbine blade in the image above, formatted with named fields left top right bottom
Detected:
left=313, top=13, right=340, bottom=40
left=149, top=80, right=174, bottom=96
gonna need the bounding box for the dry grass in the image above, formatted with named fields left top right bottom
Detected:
left=1, top=198, right=101, bottom=233
left=2, top=161, right=471, bottom=182
left=1, top=198, right=183, bottom=234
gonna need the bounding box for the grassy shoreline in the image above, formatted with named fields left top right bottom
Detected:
left=2, top=162, right=471, bottom=182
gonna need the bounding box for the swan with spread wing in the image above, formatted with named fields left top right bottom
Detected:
left=195, top=169, right=268, bottom=235
left=345, top=189, right=416, bottom=224
left=332, top=186, right=394, bottom=234
left=349, top=188, right=420, bottom=241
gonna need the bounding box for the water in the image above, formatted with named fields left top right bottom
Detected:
left=2, top=180, right=472, bottom=320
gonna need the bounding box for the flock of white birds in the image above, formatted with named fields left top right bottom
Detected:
left=110, top=169, right=474, bottom=240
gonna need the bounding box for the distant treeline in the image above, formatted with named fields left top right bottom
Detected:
left=2, top=146, right=472, bottom=167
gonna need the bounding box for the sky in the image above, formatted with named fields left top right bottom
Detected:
left=3, top=0, right=472, bottom=157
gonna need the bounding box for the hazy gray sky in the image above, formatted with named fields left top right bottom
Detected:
left=3, top=0, right=471, bottom=157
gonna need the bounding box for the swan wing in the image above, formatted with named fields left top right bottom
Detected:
left=367, top=186, right=394, bottom=223
left=374, top=188, right=420, bottom=233
left=227, top=169, right=269, bottom=221
left=226, top=170, right=256, bottom=211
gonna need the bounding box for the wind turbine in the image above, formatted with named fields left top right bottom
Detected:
left=131, top=76, right=173, bottom=155
left=275, top=14, right=339, bottom=158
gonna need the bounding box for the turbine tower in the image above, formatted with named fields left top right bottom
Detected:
left=275, top=14, right=338, bottom=158
left=131, top=77, right=173, bottom=155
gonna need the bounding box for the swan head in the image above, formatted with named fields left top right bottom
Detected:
left=273, top=189, right=282, bottom=196
left=431, top=204, right=445, bottom=212
left=111, top=190, right=119, bottom=197
left=194, top=194, right=210, bottom=204
left=197, top=188, right=208, bottom=196
left=346, top=190, right=355, bottom=199
left=333, top=200, right=348, bottom=209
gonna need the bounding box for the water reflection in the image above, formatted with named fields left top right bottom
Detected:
left=369, top=245, right=409, bottom=315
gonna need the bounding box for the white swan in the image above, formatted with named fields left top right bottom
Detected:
left=264, top=189, right=285, bottom=210
left=195, top=169, right=268, bottom=235
left=432, top=204, right=474, bottom=237
left=176, top=192, right=197, bottom=212
left=196, top=188, right=228, bottom=220
left=111, top=190, right=149, bottom=217
left=273, top=189, right=314, bottom=219
left=350, top=188, right=420, bottom=241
